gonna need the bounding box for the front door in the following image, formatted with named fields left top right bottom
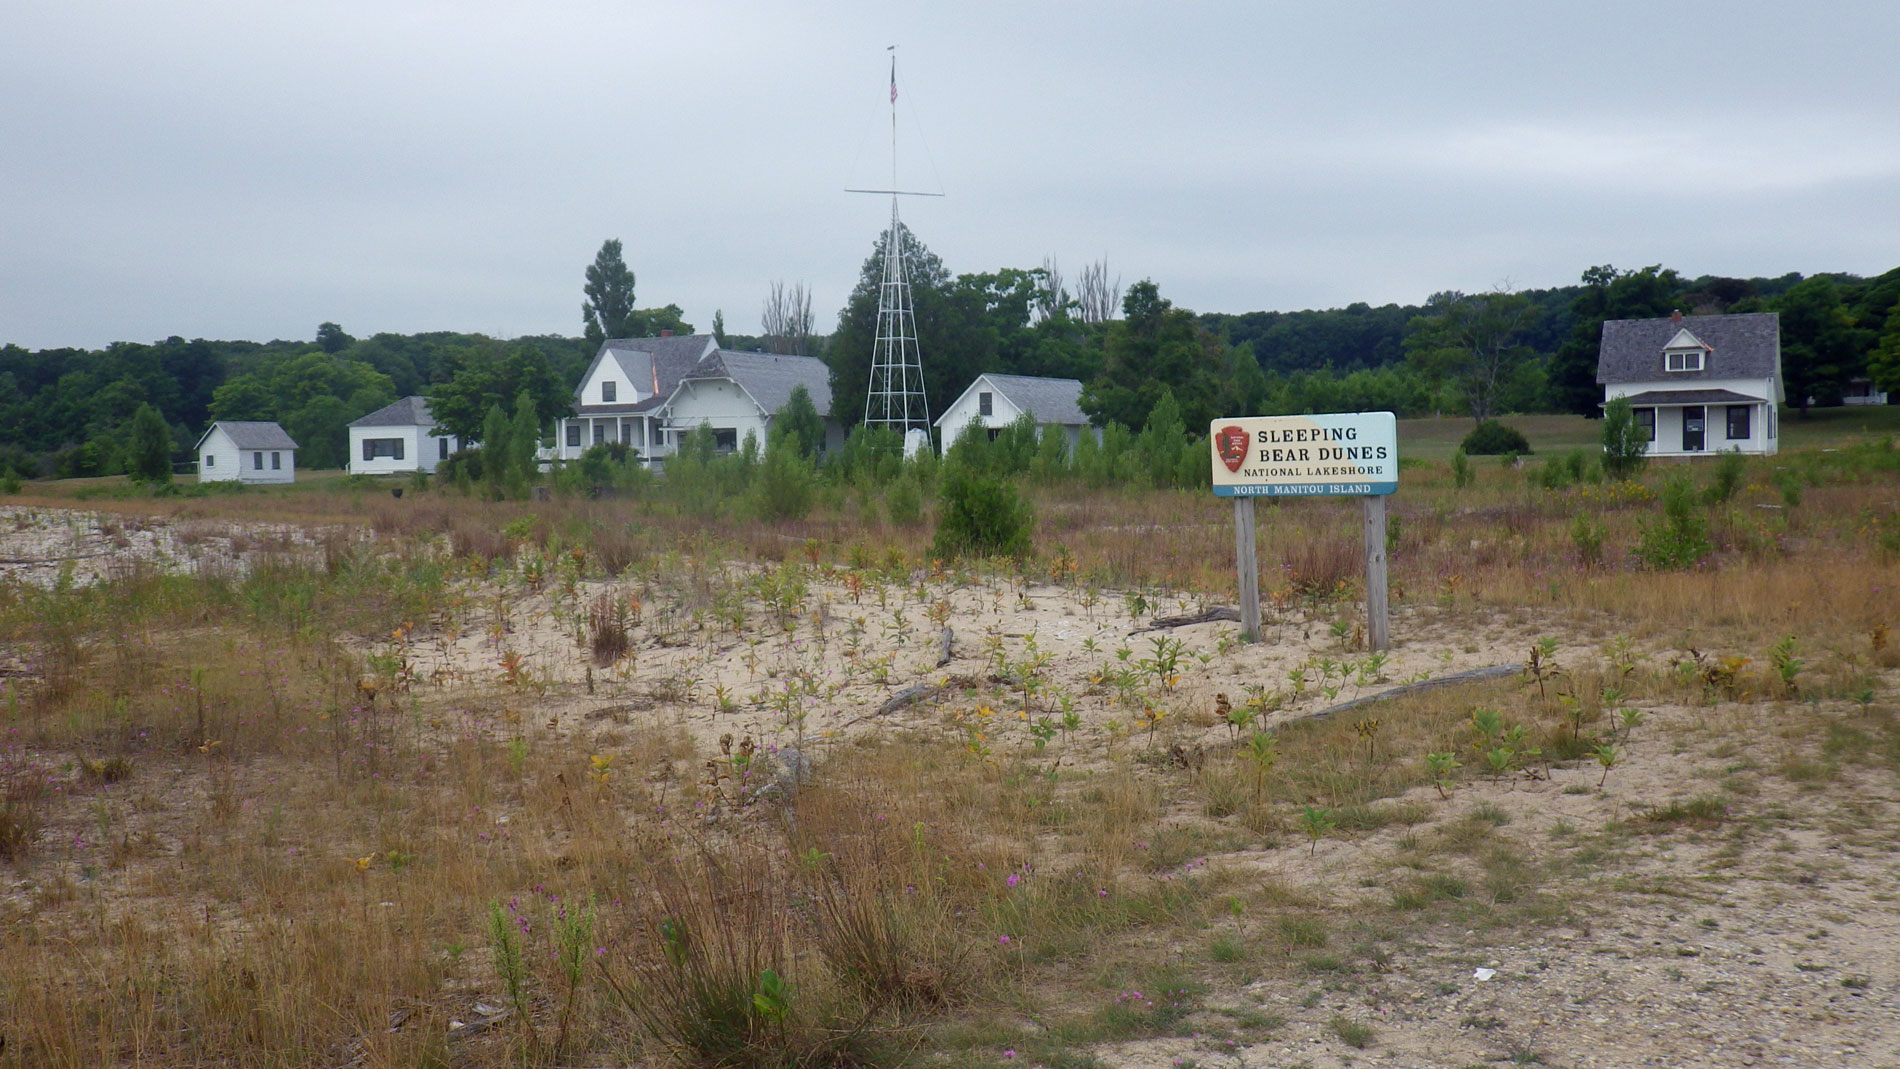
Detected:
left=1682, top=406, right=1705, bottom=452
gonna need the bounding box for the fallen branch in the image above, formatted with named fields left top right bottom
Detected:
left=1299, top=664, right=1519, bottom=722
left=1130, top=606, right=1241, bottom=634
left=876, top=683, right=940, bottom=717
left=936, top=626, right=955, bottom=668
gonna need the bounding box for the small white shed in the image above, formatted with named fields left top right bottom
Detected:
left=348, top=396, right=457, bottom=475
left=934, top=373, right=1096, bottom=452
left=195, top=421, right=299, bottom=484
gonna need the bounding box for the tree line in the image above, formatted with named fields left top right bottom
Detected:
left=3, top=232, right=1897, bottom=482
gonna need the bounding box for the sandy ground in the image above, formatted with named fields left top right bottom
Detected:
left=4, top=506, right=1897, bottom=1067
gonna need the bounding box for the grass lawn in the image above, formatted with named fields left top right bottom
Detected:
left=1400, top=404, right=1900, bottom=461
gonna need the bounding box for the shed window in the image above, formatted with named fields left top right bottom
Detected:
left=601, top=381, right=616, bottom=403
left=1635, top=407, right=1655, bottom=442
left=362, top=438, right=404, bottom=461
left=253, top=452, right=264, bottom=470
left=1726, top=405, right=1751, bottom=440
left=439, top=437, right=450, bottom=460
left=1664, top=349, right=1705, bottom=372
left=203, top=454, right=214, bottom=468
left=978, top=391, right=993, bottom=417
left=271, top=452, right=281, bottom=470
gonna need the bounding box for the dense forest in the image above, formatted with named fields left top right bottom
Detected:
left=4, top=235, right=1899, bottom=480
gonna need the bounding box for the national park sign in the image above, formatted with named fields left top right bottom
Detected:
left=1208, top=412, right=1398, bottom=498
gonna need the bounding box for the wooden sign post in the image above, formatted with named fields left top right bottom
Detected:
left=1233, top=497, right=1260, bottom=643
left=1210, top=413, right=1397, bottom=651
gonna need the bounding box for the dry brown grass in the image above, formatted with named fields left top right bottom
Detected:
left=5, top=440, right=1900, bottom=1065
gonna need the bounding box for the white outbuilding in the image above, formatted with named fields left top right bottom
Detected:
left=195, top=421, right=299, bottom=484
left=348, top=396, right=458, bottom=475
left=934, top=373, right=1096, bottom=452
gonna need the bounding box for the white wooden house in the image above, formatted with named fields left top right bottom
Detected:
left=195, top=421, right=299, bottom=483
left=934, top=373, right=1096, bottom=452
left=347, top=396, right=457, bottom=475
left=1598, top=310, right=1783, bottom=457
left=658, top=350, right=843, bottom=456
left=553, top=333, right=717, bottom=462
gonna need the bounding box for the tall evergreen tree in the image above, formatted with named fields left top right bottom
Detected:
left=128, top=402, right=172, bottom=484
left=583, top=239, right=638, bottom=347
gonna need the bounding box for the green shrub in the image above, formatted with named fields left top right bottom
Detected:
left=1704, top=449, right=1746, bottom=504
left=1571, top=512, right=1607, bottom=566
left=1460, top=419, right=1531, bottom=456
left=1635, top=473, right=1712, bottom=569
left=0, top=471, right=21, bottom=496
left=1601, top=397, right=1649, bottom=479
left=753, top=440, right=814, bottom=521
left=1449, top=448, right=1473, bottom=488
left=884, top=474, right=923, bottom=527
left=931, top=465, right=1034, bottom=560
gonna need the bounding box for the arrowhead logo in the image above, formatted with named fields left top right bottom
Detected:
left=1215, top=425, right=1249, bottom=473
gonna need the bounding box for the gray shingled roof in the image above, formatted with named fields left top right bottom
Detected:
left=204, top=421, right=299, bottom=450
left=983, top=374, right=1089, bottom=426
left=1597, top=312, right=1780, bottom=385
left=349, top=395, right=437, bottom=428
left=677, top=350, right=833, bottom=417
left=574, top=334, right=718, bottom=413
left=1604, top=389, right=1765, bottom=407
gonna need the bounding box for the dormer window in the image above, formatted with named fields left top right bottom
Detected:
left=1665, top=349, right=1705, bottom=372
left=601, top=381, right=617, bottom=403
left=1661, top=326, right=1708, bottom=373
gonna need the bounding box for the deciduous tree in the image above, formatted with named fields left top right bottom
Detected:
left=1404, top=289, right=1541, bottom=425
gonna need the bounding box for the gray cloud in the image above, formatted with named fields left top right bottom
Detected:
left=4, top=1, right=1897, bottom=349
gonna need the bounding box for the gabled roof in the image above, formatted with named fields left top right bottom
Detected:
left=671, top=350, right=833, bottom=417
left=195, top=421, right=299, bottom=451
left=349, top=395, right=437, bottom=429
left=1598, top=312, right=1780, bottom=385
left=983, top=374, right=1089, bottom=426
left=934, top=373, right=1090, bottom=428
left=1661, top=327, right=1709, bottom=352
left=573, top=334, right=718, bottom=413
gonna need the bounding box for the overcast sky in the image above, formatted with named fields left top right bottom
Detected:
left=5, top=1, right=1898, bottom=351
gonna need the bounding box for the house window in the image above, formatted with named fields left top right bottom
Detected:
left=1635, top=407, right=1655, bottom=442
left=1664, top=349, right=1705, bottom=372
left=566, top=423, right=581, bottom=448
left=254, top=452, right=264, bottom=470
left=1769, top=407, right=1778, bottom=439
left=203, top=455, right=214, bottom=468
left=712, top=429, right=738, bottom=452
left=439, top=437, right=450, bottom=460
left=593, top=423, right=604, bottom=445
left=979, top=391, right=993, bottom=417
left=1726, top=405, right=1751, bottom=440
left=601, top=381, right=616, bottom=403
left=362, top=438, right=404, bottom=461
left=271, top=452, right=281, bottom=470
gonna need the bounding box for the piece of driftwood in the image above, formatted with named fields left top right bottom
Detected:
left=1302, top=664, right=1519, bottom=722
left=1131, top=606, right=1241, bottom=633
left=877, top=683, right=940, bottom=716
left=936, top=626, right=955, bottom=667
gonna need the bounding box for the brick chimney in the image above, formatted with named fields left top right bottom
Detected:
left=1671, top=309, right=1682, bottom=323
left=660, top=329, right=674, bottom=337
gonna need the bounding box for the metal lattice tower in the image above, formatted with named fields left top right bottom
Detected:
left=849, top=50, right=940, bottom=448
left=863, top=196, right=929, bottom=434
